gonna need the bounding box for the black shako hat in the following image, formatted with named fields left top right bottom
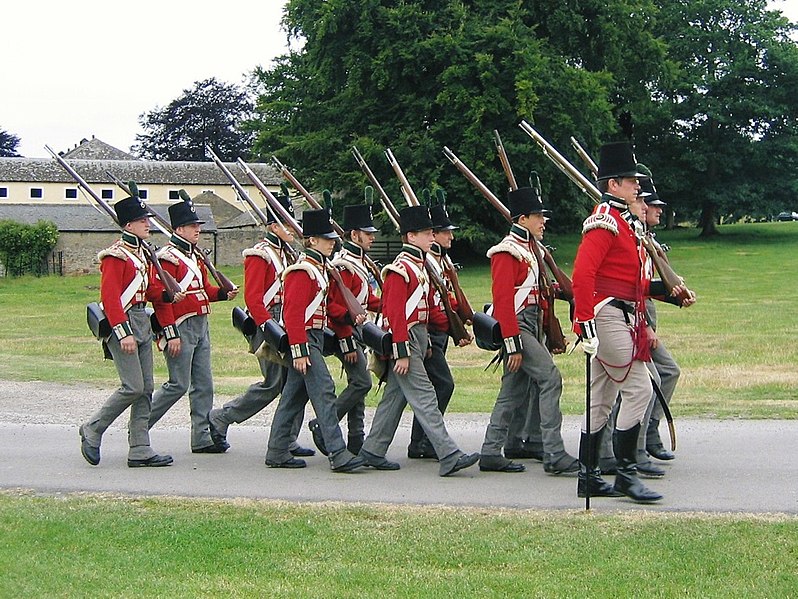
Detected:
left=636, top=163, right=667, bottom=206
left=430, top=204, right=458, bottom=231
left=169, top=191, right=205, bottom=228
left=342, top=203, right=378, bottom=232
left=399, top=205, right=434, bottom=234
left=114, top=196, right=152, bottom=227
left=508, top=187, right=550, bottom=219
left=267, top=194, right=294, bottom=224
left=596, top=142, right=647, bottom=181
left=302, top=208, right=339, bottom=239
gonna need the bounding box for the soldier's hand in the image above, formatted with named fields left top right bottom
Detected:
left=343, top=350, right=358, bottom=364
left=120, top=335, right=137, bottom=354
left=394, top=357, right=410, bottom=376
left=353, top=313, right=366, bottom=326
left=293, top=356, right=310, bottom=374
left=166, top=338, right=182, bottom=358
left=647, top=326, right=659, bottom=350
left=506, top=352, right=522, bottom=373
left=581, top=337, right=599, bottom=357
left=226, top=287, right=240, bottom=300
left=457, top=335, right=473, bottom=347
left=172, top=291, right=187, bottom=303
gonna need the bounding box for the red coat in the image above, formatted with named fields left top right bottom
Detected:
left=242, top=239, right=286, bottom=326
left=328, top=245, right=381, bottom=339
left=572, top=197, right=650, bottom=327
left=99, top=238, right=162, bottom=329
left=381, top=246, right=430, bottom=357
left=153, top=241, right=224, bottom=328
left=282, top=253, right=328, bottom=349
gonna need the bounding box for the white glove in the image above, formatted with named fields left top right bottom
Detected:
left=578, top=320, right=599, bottom=356
left=581, top=336, right=599, bottom=356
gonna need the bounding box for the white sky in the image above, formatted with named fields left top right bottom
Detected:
left=3, top=1, right=797, bottom=159
left=2, top=1, right=289, bottom=157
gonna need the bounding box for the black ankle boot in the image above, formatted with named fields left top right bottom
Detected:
left=613, top=424, right=663, bottom=502
left=577, top=428, right=622, bottom=498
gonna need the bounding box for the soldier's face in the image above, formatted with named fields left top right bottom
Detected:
left=520, top=213, right=546, bottom=241
left=646, top=205, right=663, bottom=226
left=433, top=229, right=454, bottom=249
left=176, top=223, right=201, bottom=244
left=352, top=230, right=375, bottom=251
left=610, top=177, right=641, bottom=204
left=408, top=229, right=435, bottom=252
left=313, top=236, right=337, bottom=257
left=125, top=217, right=150, bottom=239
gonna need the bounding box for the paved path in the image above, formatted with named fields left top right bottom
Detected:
left=2, top=415, right=797, bottom=513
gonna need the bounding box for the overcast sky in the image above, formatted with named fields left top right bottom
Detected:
left=3, top=1, right=796, bottom=159
left=2, top=1, right=289, bottom=157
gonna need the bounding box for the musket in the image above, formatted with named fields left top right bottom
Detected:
left=206, top=147, right=300, bottom=267
left=489, top=132, right=569, bottom=354
left=271, top=155, right=383, bottom=291
left=45, top=145, right=180, bottom=302
left=105, top=171, right=237, bottom=294
left=518, top=120, right=692, bottom=304
left=352, top=146, right=403, bottom=230
left=570, top=137, right=599, bottom=179
left=383, top=149, right=473, bottom=345
left=232, top=154, right=367, bottom=324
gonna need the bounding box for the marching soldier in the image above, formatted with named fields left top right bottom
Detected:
left=479, top=187, right=578, bottom=474
left=264, top=208, right=366, bottom=472
left=208, top=194, right=313, bottom=457
left=79, top=196, right=177, bottom=468
left=315, top=199, right=382, bottom=456
left=359, top=205, right=480, bottom=476
left=148, top=194, right=239, bottom=453
left=407, top=198, right=471, bottom=459
left=571, top=141, right=666, bottom=502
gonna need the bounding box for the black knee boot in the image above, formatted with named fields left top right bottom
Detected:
left=577, top=427, right=622, bottom=498
left=613, top=424, right=663, bottom=502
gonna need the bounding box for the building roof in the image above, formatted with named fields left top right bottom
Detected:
left=0, top=203, right=218, bottom=233
left=61, top=137, right=139, bottom=161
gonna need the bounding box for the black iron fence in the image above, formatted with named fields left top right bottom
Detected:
left=0, top=251, right=63, bottom=277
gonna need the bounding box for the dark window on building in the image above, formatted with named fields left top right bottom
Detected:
left=138, top=189, right=148, bottom=200
left=65, top=188, right=78, bottom=199
left=0, top=187, right=7, bottom=198
left=30, top=188, right=43, bottom=199
left=168, top=190, right=180, bottom=200
left=101, top=189, right=113, bottom=200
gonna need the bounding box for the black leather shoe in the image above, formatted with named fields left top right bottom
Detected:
left=543, top=452, right=579, bottom=475
left=331, top=455, right=367, bottom=473
left=359, top=451, right=400, bottom=470
left=577, top=471, right=624, bottom=498
left=407, top=440, right=438, bottom=460
left=479, top=456, right=526, bottom=473
left=647, top=444, right=675, bottom=461
left=208, top=421, right=230, bottom=451
left=128, top=454, right=173, bottom=468
left=290, top=445, right=316, bottom=457
left=599, top=458, right=618, bottom=475
left=192, top=444, right=227, bottom=454
left=308, top=419, right=329, bottom=456
left=79, top=425, right=100, bottom=466
left=504, top=447, right=544, bottom=461
left=442, top=452, right=480, bottom=476
left=265, top=457, right=307, bottom=468
left=636, top=459, right=665, bottom=478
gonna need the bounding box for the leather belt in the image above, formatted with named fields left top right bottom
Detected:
left=607, top=299, right=635, bottom=314
left=130, top=302, right=147, bottom=310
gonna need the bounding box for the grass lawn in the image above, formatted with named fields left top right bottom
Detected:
left=1, top=220, right=797, bottom=418
left=1, top=493, right=796, bottom=598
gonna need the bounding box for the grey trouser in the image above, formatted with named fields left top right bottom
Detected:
left=149, top=315, right=214, bottom=450
left=506, top=381, right=543, bottom=451
left=215, top=349, right=305, bottom=445
left=82, top=306, right=156, bottom=460
left=482, top=305, right=566, bottom=456
left=362, top=324, right=463, bottom=475
left=411, top=329, right=454, bottom=444
left=585, top=303, right=652, bottom=433
left=334, top=344, right=371, bottom=439
left=266, top=329, right=355, bottom=469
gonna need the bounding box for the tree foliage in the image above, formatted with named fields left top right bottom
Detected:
left=0, top=220, right=59, bottom=277
left=250, top=0, right=798, bottom=244
left=134, top=78, right=255, bottom=162
left=0, top=127, right=21, bottom=158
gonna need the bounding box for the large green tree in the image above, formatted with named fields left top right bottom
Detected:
left=639, top=0, right=798, bottom=234
left=134, top=78, right=255, bottom=162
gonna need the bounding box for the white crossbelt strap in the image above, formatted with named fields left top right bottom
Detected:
left=171, top=249, right=204, bottom=291
left=118, top=247, right=146, bottom=308
left=262, top=246, right=285, bottom=309
left=303, top=262, right=328, bottom=323
left=403, top=259, right=426, bottom=318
